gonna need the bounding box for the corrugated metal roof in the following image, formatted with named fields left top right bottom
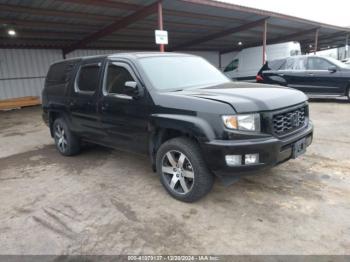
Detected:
left=0, top=0, right=349, bottom=53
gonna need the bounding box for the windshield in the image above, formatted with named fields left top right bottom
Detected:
left=139, top=56, right=230, bottom=91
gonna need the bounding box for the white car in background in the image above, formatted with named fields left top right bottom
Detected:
left=223, top=41, right=301, bottom=81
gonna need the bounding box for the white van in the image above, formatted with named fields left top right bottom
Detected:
left=223, top=41, right=301, bottom=81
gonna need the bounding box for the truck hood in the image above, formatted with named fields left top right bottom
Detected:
left=166, top=82, right=308, bottom=113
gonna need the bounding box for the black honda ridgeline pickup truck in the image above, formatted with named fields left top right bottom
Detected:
left=42, top=52, right=313, bottom=202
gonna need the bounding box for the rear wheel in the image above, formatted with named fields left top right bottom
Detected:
left=347, top=87, right=350, bottom=102
left=53, top=118, right=80, bottom=156
left=156, top=137, right=214, bottom=202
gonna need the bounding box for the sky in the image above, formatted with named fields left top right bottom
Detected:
left=218, top=0, right=350, bottom=27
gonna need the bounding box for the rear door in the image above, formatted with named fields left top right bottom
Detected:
left=99, top=60, right=151, bottom=154
left=262, top=57, right=308, bottom=89
left=304, top=57, right=343, bottom=94
left=279, top=57, right=309, bottom=91
left=69, top=58, right=105, bottom=141
left=259, top=59, right=287, bottom=85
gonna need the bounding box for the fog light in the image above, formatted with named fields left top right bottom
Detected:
left=245, top=154, right=259, bottom=165
left=225, top=155, right=242, bottom=166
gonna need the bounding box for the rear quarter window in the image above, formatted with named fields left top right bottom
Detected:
left=45, top=60, right=79, bottom=96
left=268, top=59, right=286, bottom=70
left=45, top=60, right=80, bottom=93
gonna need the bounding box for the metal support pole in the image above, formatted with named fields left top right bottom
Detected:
left=157, top=1, right=164, bottom=52
left=262, top=19, right=267, bottom=64
left=345, top=34, right=349, bottom=58
left=314, top=28, right=319, bottom=55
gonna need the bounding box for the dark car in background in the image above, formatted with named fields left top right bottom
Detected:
left=257, top=55, right=350, bottom=101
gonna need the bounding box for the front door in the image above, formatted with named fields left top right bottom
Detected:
left=99, top=61, right=151, bottom=154
left=304, top=57, right=343, bottom=94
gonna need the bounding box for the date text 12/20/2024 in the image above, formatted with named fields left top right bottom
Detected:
left=128, top=255, right=220, bottom=261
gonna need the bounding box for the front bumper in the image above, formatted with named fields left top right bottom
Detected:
left=200, top=122, right=313, bottom=176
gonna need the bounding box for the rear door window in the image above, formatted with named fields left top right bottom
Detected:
left=284, top=57, right=306, bottom=70
left=75, top=63, right=101, bottom=93
left=294, top=57, right=306, bottom=70
left=284, top=58, right=295, bottom=70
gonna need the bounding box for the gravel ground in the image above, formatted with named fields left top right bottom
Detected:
left=0, top=99, right=349, bottom=255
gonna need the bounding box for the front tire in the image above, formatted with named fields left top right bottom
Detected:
left=53, top=118, right=80, bottom=156
left=347, top=87, right=350, bottom=102
left=156, top=137, right=214, bottom=202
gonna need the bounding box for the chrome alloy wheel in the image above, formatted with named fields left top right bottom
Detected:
left=161, top=150, right=195, bottom=194
left=55, top=124, right=68, bottom=152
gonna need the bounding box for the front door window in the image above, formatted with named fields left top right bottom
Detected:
left=104, top=63, right=135, bottom=97
left=307, top=57, right=333, bottom=70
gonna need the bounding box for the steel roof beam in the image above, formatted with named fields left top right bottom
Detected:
left=0, top=4, right=114, bottom=22
left=180, top=0, right=350, bottom=32
left=305, top=31, right=348, bottom=42
left=1, top=17, right=223, bottom=36
left=220, top=27, right=320, bottom=54
left=301, top=37, right=348, bottom=47
left=268, top=27, right=320, bottom=45
left=0, top=18, right=101, bottom=32
left=62, top=2, right=159, bottom=55
left=171, top=17, right=269, bottom=50
left=57, top=0, right=299, bottom=32
left=59, top=0, right=140, bottom=10
left=1, top=1, right=306, bottom=34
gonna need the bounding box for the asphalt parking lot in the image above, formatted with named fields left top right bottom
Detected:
left=0, top=100, right=349, bottom=255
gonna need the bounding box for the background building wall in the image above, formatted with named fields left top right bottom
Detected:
left=0, top=49, right=62, bottom=100
left=0, top=49, right=221, bottom=100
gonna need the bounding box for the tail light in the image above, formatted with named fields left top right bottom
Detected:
left=256, top=74, right=264, bottom=82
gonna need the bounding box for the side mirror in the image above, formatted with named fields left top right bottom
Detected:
left=328, top=66, right=337, bottom=73
left=124, top=81, right=139, bottom=97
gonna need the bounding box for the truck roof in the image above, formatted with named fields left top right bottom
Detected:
left=50, top=52, right=195, bottom=67
left=108, top=52, right=194, bottom=59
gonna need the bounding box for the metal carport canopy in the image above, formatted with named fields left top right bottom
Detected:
left=0, top=0, right=349, bottom=55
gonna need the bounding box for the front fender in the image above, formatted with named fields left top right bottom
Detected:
left=149, top=114, right=216, bottom=142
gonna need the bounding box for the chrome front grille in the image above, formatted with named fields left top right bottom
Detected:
left=272, top=105, right=307, bottom=136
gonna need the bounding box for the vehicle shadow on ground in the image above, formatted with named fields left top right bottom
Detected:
left=69, top=144, right=311, bottom=197
left=0, top=141, right=318, bottom=205
left=77, top=145, right=314, bottom=204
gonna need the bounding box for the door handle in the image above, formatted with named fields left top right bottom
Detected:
left=101, top=103, right=109, bottom=111
left=278, top=73, right=284, bottom=76
left=308, top=73, right=314, bottom=76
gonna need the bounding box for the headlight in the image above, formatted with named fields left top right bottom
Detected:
left=222, top=114, right=260, bottom=132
